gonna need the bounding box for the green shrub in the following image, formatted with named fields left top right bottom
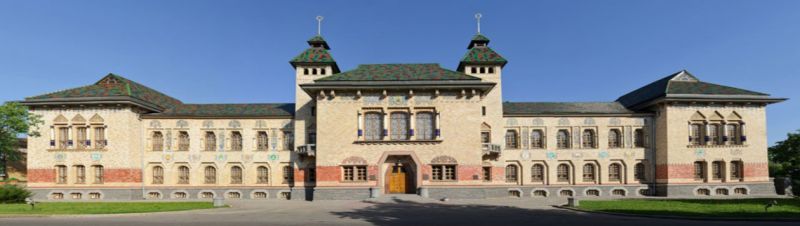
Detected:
left=0, top=184, right=32, bottom=204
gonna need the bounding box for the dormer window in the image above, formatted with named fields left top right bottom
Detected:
left=471, top=67, right=477, bottom=74
left=488, top=67, right=495, bottom=73
left=303, top=68, right=309, bottom=75
left=479, top=67, right=486, bottom=74
left=320, top=68, right=326, bottom=75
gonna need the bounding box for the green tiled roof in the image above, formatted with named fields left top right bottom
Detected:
left=150, top=103, right=295, bottom=118
left=503, top=102, right=634, bottom=115
left=290, top=48, right=336, bottom=64
left=472, top=34, right=490, bottom=42
left=308, top=35, right=326, bottom=43
left=26, top=73, right=182, bottom=110
left=460, top=47, right=507, bottom=64
left=306, top=35, right=330, bottom=49
left=617, top=70, right=773, bottom=108
left=316, top=64, right=481, bottom=81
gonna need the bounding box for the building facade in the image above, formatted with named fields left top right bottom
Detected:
left=18, top=32, right=785, bottom=201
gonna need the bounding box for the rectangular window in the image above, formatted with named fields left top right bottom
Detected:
left=730, top=161, right=743, bottom=180
left=257, top=131, right=269, bottom=151
left=726, top=124, right=739, bottom=145
left=505, top=165, right=518, bottom=183
left=364, top=113, right=383, bottom=141
left=709, top=124, right=721, bottom=145
left=531, top=130, right=544, bottom=149
left=342, top=166, right=367, bottom=182
left=481, top=106, right=486, bottom=116
left=690, top=124, right=703, bottom=145
left=56, top=165, right=67, bottom=184
left=432, top=165, right=456, bottom=181
left=481, top=131, right=491, bottom=143
left=634, top=129, right=645, bottom=148
left=415, top=112, right=435, bottom=140
left=283, top=131, right=294, bottom=150
left=308, top=132, right=317, bottom=144
left=390, top=112, right=409, bottom=140
left=531, top=165, right=544, bottom=182
left=482, top=167, right=491, bottom=182
left=152, top=131, right=164, bottom=152
left=93, top=165, right=104, bottom=184
left=94, top=127, right=106, bottom=148
left=58, top=127, right=69, bottom=149
left=76, top=127, right=88, bottom=149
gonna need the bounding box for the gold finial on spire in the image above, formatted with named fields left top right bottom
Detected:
left=316, top=16, right=324, bottom=36
left=475, top=13, right=482, bottom=34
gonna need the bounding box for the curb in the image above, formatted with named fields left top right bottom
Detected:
left=552, top=205, right=800, bottom=222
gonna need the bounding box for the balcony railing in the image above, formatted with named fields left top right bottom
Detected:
left=481, top=143, right=501, bottom=156
left=296, top=144, right=316, bottom=157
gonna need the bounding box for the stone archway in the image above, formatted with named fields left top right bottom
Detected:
left=377, top=152, right=421, bottom=194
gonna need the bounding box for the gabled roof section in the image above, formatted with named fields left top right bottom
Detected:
left=307, top=35, right=330, bottom=49
left=467, top=34, right=490, bottom=49
left=25, top=73, right=182, bottom=110
left=316, top=64, right=481, bottom=81
left=458, top=34, right=507, bottom=71
left=503, top=102, right=636, bottom=116
left=617, top=70, right=782, bottom=109
left=144, top=103, right=295, bottom=118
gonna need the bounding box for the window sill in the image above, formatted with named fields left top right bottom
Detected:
left=354, top=140, right=443, bottom=144
left=341, top=180, right=369, bottom=183
left=48, top=148, right=107, bottom=152
left=687, top=144, right=748, bottom=148
left=430, top=180, right=458, bottom=182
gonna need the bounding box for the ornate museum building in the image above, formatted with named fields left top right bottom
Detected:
left=18, top=27, right=785, bottom=200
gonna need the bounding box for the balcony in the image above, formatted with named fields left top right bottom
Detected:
left=481, top=143, right=501, bottom=156
left=296, top=144, right=316, bottom=157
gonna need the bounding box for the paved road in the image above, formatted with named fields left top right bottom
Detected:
left=0, top=196, right=795, bottom=226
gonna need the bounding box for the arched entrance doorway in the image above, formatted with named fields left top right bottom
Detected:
left=383, top=155, right=417, bottom=194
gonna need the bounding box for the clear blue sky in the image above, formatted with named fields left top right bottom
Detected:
left=0, top=0, right=797, bottom=145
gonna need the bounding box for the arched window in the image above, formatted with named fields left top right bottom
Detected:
left=608, top=163, right=622, bottom=182
left=312, top=68, right=318, bottom=75
left=531, top=164, right=544, bottom=182
left=231, top=131, right=243, bottom=151
left=257, top=131, right=268, bottom=151
left=582, top=130, right=595, bottom=148
left=303, top=68, right=309, bottom=75
left=320, top=68, right=326, bottom=75
left=693, top=161, right=706, bottom=181
left=608, top=129, right=622, bottom=148
left=205, top=132, right=216, bottom=152
left=75, top=165, right=86, bottom=184
left=178, top=131, right=190, bottom=151
left=152, top=166, right=164, bottom=184
left=416, top=112, right=435, bottom=140
left=93, top=165, right=104, bottom=184
left=56, top=165, right=67, bottom=184
left=152, top=132, right=164, bottom=152
left=712, top=161, right=724, bottom=180
left=557, top=164, right=570, bottom=183
left=505, top=165, right=518, bottom=183
left=557, top=130, right=570, bottom=149
left=730, top=161, right=743, bottom=181
left=634, top=163, right=645, bottom=181
left=531, top=130, right=544, bottom=149
left=230, top=166, right=242, bottom=184
left=283, top=166, right=294, bottom=184
left=488, top=67, right=495, bottom=74
left=505, top=130, right=518, bottom=149
left=257, top=166, right=269, bottom=184
left=582, top=164, right=595, bottom=182
left=390, top=112, right=410, bottom=140
left=178, top=166, right=190, bottom=184
left=204, top=166, right=217, bottom=184
left=364, top=112, right=383, bottom=141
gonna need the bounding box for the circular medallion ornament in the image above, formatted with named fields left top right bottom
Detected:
left=695, top=149, right=705, bottom=158
left=91, top=153, right=102, bottom=161
left=55, top=153, right=66, bottom=162
left=546, top=152, right=557, bottom=160
left=268, top=153, right=279, bottom=161
left=520, top=150, right=531, bottom=160
left=598, top=151, right=609, bottom=159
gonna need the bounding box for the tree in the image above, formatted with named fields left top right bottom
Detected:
left=0, top=102, right=42, bottom=162
left=768, top=130, right=800, bottom=195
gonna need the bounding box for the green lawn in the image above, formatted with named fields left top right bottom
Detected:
left=0, top=202, right=215, bottom=215
left=578, top=198, right=800, bottom=219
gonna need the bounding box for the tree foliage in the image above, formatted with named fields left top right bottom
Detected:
left=0, top=102, right=42, bottom=161
left=768, top=130, right=800, bottom=195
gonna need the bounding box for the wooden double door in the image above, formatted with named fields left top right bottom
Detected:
left=387, top=164, right=414, bottom=194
